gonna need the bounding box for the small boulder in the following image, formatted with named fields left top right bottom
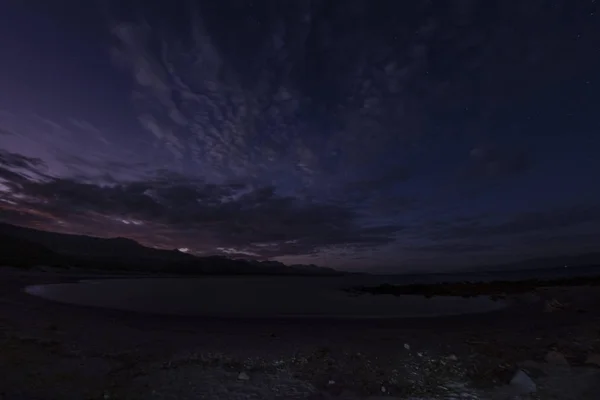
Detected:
left=509, top=370, right=537, bottom=395
left=238, top=371, right=250, bottom=381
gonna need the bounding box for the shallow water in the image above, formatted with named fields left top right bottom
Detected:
left=24, top=276, right=507, bottom=318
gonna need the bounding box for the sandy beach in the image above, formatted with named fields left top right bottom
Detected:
left=2, top=267, right=600, bottom=399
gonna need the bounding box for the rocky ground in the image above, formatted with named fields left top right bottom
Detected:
left=1, top=268, right=600, bottom=399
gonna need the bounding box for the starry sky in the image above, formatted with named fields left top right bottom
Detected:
left=0, top=1, right=599, bottom=272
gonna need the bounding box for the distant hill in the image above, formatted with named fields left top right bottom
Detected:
left=0, top=222, right=340, bottom=276
left=0, top=233, right=65, bottom=268
left=0, top=222, right=194, bottom=261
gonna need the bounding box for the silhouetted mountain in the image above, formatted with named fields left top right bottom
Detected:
left=0, top=222, right=194, bottom=261
left=0, top=233, right=65, bottom=268
left=0, top=222, right=340, bottom=275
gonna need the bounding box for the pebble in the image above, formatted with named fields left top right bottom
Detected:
left=404, top=343, right=411, bottom=350
left=328, top=380, right=336, bottom=385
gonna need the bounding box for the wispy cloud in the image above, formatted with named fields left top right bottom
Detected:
left=1, top=2, right=599, bottom=269
left=107, top=2, right=441, bottom=196
left=0, top=111, right=150, bottom=183
left=0, top=150, right=403, bottom=258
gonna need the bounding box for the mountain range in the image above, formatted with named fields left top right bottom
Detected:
left=0, top=222, right=340, bottom=275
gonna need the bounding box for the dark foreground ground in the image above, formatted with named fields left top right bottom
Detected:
left=2, top=268, right=600, bottom=399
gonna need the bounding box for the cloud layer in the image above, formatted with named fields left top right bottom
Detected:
left=1, top=1, right=599, bottom=270
left=0, top=149, right=403, bottom=258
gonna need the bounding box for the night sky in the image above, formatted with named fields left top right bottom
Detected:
left=1, top=1, right=599, bottom=272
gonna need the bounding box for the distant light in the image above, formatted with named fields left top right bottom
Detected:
left=178, top=248, right=190, bottom=253
left=119, top=218, right=143, bottom=226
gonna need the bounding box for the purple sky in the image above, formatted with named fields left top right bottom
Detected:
left=1, top=1, right=599, bottom=272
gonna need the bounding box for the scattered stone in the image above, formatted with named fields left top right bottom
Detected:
left=545, top=350, right=569, bottom=366
left=404, top=343, right=411, bottom=351
left=509, top=370, right=537, bottom=395
left=237, top=371, right=250, bottom=381
left=328, top=380, right=335, bottom=385
left=585, top=353, right=600, bottom=367
left=447, top=354, right=458, bottom=361
left=417, top=352, right=423, bottom=357
left=381, top=385, right=386, bottom=393
left=544, top=298, right=567, bottom=312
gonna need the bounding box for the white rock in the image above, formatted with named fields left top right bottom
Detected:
left=404, top=343, right=411, bottom=350
left=509, top=370, right=536, bottom=394
left=238, top=371, right=250, bottom=380
left=381, top=385, right=386, bottom=393
left=447, top=354, right=458, bottom=361
left=328, top=380, right=336, bottom=385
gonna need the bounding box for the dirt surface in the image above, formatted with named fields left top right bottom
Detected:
left=2, top=268, right=600, bottom=399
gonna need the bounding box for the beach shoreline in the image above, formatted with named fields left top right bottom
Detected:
left=2, top=267, right=600, bottom=399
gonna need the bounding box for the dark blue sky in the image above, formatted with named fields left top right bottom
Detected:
left=0, top=1, right=599, bottom=272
